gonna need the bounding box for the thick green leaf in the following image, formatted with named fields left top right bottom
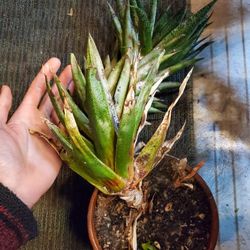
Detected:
left=160, top=34, right=185, bottom=54
left=141, top=241, right=157, bottom=250
left=86, top=68, right=116, bottom=169
left=148, top=106, right=164, bottom=114
left=157, top=81, right=181, bottom=93
left=104, top=55, right=112, bottom=78
left=45, top=77, right=65, bottom=126
left=108, top=55, right=126, bottom=95
left=152, top=100, right=166, bottom=110
left=54, top=76, right=92, bottom=138
left=63, top=155, right=113, bottom=194
left=87, top=34, right=119, bottom=132
left=134, top=69, right=192, bottom=183
left=153, top=5, right=172, bottom=36
left=108, top=2, right=123, bottom=47
left=160, top=43, right=193, bottom=69
left=122, top=1, right=133, bottom=55
left=136, top=6, right=152, bottom=55
left=63, top=149, right=125, bottom=194
left=138, top=47, right=164, bottom=69
left=189, top=41, right=214, bottom=58
left=130, top=0, right=139, bottom=29
left=115, top=0, right=124, bottom=20
left=137, top=48, right=164, bottom=81
left=64, top=108, right=126, bottom=193
left=149, top=0, right=157, bottom=37
left=153, top=6, right=186, bottom=46
left=47, top=119, right=95, bottom=153
left=45, top=120, right=72, bottom=151
left=160, top=57, right=200, bottom=74
left=160, top=51, right=178, bottom=66
left=115, top=54, right=162, bottom=179
left=135, top=0, right=143, bottom=10
left=70, top=53, right=86, bottom=108
left=114, top=56, right=131, bottom=118
left=153, top=123, right=185, bottom=168
left=157, top=0, right=217, bottom=49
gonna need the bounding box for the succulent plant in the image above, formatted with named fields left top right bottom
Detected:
left=43, top=0, right=216, bottom=208
left=108, top=0, right=216, bottom=112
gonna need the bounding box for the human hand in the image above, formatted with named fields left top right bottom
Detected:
left=0, top=58, right=73, bottom=208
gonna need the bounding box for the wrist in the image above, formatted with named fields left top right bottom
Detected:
left=11, top=186, right=37, bottom=209
left=0, top=176, right=38, bottom=209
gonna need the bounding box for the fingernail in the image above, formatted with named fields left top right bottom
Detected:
left=49, top=64, right=57, bottom=75
left=41, top=63, right=50, bottom=75
left=49, top=58, right=61, bottom=72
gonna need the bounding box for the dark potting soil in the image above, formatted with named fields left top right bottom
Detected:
left=94, top=157, right=212, bottom=250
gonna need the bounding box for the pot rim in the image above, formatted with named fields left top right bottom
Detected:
left=87, top=158, right=219, bottom=250
left=87, top=188, right=102, bottom=250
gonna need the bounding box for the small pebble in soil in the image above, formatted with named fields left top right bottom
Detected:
left=164, top=202, right=173, bottom=212
left=197, top=213, right=205, bottom=220
left=154, top=241, right=161, bottom=249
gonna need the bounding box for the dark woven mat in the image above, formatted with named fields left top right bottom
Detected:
left=0, top=0, right=192, bottom=249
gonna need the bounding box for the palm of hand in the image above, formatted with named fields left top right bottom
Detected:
left=0, top=58, right=72, bottom=208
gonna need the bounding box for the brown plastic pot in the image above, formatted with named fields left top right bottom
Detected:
left=87, top=167, right=219, bottom=250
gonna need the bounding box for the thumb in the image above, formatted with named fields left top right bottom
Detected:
left=0, top=85, right=13, bottom=124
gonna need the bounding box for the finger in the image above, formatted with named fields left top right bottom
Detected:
left=67, top=80, right=75, bottom=96
left=39, top=65, right=73, bottom=117
left=0, top=85, right=13, bottom=124
left=21, top=58, right=61, bottom=107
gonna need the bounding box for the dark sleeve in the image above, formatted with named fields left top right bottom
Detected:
left=0, top=184, right=37, bottom=250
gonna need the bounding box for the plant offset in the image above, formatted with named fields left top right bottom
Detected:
left=45, top=0, right=216, bottom=208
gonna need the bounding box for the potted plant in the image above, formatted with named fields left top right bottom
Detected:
left=39, top=0, right=218, bottom=249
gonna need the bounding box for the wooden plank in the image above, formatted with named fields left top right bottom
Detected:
left=191, top=0, right=250, bottom=249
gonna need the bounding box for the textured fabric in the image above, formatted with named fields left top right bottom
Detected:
left=0, top=1, right=191, bottom=249
left=0, top=184, right=37, bottom=250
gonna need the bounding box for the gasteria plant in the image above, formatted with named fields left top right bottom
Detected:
left=44, top=0, right=216, bottom=208
left=107, top=0, right=216, bottom=113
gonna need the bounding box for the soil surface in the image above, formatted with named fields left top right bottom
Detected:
left=94, top=156, right=212, bottom=250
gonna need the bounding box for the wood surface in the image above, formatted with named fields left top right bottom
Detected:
left=191, top=1, right=250, bottom=249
